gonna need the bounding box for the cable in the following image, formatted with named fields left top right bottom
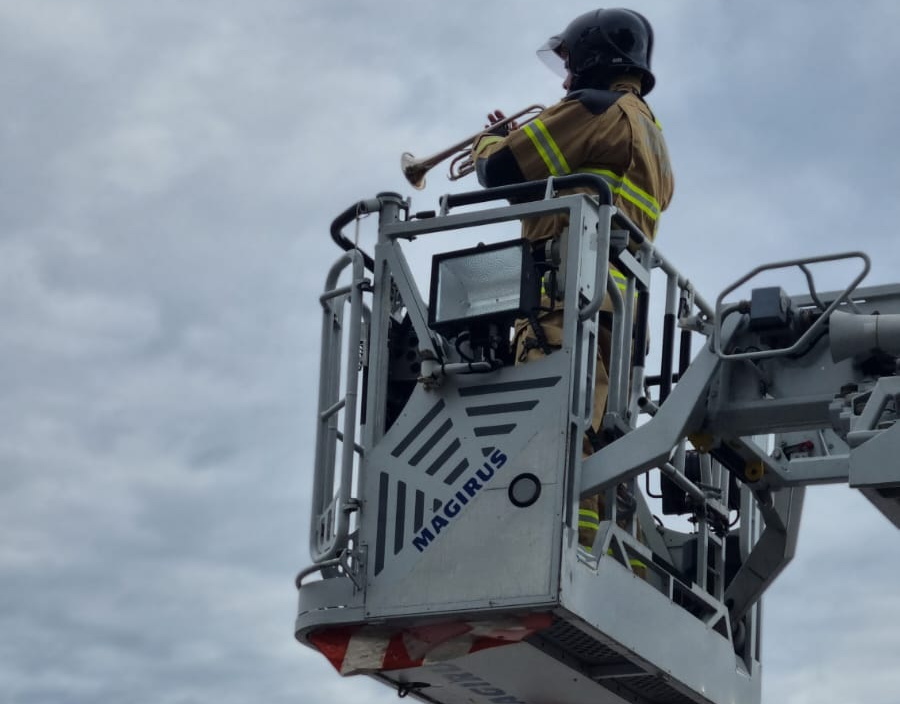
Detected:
left=797, top=264, right=826, bottom=312
left=454, top=332, right=475, bottom=362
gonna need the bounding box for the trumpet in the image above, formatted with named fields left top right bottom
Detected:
left=400, top=104, right=545, bottom=190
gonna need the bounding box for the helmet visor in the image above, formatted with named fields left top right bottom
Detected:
left=536, top=35, right=567, bottom=78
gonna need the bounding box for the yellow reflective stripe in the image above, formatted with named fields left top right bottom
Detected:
left=619, top=177, right=658, bottom=211
left=605, top=547, right=646, bottom=566
left=535, top=120, right=571, bottom=174
left=579, top=507, right=600, bottom=531
left=610, top=267, right=638, bottom=298
left=577, top=168, right=661, bottom=221
left=612, top=189, right=660, bottom=223
left=523, top=119, right=571, bottom=176
left=579, top=508, right=600, bottom=521
left=613, top=184, right=660, bottom=222
left=472, top=134, right=504, bottom=159
left=523, top=123, right=557, bottom=174
left=578, top=167, right=621, bottom=192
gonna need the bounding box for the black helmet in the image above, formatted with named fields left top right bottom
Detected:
left=538, top=8, right=656, bottom=95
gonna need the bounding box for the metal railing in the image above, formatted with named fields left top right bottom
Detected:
left=309, top=249, right=369, bottom=563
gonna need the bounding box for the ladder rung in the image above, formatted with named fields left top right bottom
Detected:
left=321, top=398, right=346, bottom=420
left=335, top=431, right=364, bottom=455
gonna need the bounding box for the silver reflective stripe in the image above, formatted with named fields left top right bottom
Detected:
left=578, top=168, right=661, bottom=221
left=523, top=120, right=571, bottom=177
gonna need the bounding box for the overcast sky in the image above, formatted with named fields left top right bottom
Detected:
left=3, top=1, right=900, bottom=703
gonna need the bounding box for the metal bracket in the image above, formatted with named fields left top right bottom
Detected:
left=713, top=251, right=871, bottom=361
left=295, top=549, right=363, bottom=591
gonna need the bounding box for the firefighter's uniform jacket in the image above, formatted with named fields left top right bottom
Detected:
left=472, top=76, right=674, bottom=550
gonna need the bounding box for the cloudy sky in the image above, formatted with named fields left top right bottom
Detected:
left=3, top=1, right=900, bottom=703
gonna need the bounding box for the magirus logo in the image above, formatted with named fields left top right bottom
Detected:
left=411, top=448, right=508, bottom=553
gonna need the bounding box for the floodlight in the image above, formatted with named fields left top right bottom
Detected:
left=428, top=238, right=541, bottom=339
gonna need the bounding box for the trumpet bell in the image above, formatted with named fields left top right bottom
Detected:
left=399, top=104, right=545, bottom=191
left=401, top=152, right=428, bottom=190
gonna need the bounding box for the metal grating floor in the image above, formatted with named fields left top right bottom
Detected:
left=536, top=617, right=622, bottom=664
left=530, top=617, right=701, bottom=704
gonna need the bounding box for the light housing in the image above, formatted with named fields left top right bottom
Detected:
left=428, top=238, right=541, bottom=339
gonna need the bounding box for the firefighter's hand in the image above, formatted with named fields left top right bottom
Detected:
left=485, top=109, right=519, bottom=135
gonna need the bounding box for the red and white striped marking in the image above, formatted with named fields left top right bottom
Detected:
left=308, top=613, right=553, bottom=676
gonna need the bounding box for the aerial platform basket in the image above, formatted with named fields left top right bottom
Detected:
left=297, top=176, right=900, bottom=704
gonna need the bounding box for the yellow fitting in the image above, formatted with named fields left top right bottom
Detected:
left=688, top=433, right=715, bottom=453
left=744, top=460, right=764, bottom=482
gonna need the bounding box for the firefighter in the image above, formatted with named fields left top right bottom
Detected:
left=472, top=8, right=674, bottom=552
